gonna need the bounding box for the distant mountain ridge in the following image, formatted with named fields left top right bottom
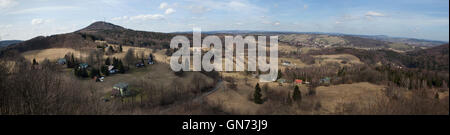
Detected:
left=1, top=21, right=448, bottom=57
left=176, top=30, right=447, bottom=47
left=0, top=40, right=22, bottom=48
left=353, top=35, right=447, bottom=47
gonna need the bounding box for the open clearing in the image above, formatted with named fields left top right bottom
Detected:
left=22, top=48, right=83, bottom=62
left=314, top=54, right=362, bottom=67
left=21, top=46, right=171, bottom=64
left=206, top=72, right=386, bottom=115
left=314, top=82, right=385, bottom=114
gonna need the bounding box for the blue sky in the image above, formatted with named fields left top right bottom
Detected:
left=0, top=0, right=448, bottom=41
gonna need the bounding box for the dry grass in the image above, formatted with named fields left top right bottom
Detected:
left=314, top=82, right=385, bottom=114
left=300, top=47, right=320, bottom=54
left=207, top=70, right=388, bottom=115
left=313, top=54, right=362, bottom=67
left=21, top=46, right=171, bottom=64
left=22, top=48, right=84, bottom=62
left=278, top=43, right=299, bottom=54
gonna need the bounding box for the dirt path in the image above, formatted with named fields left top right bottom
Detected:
left=159, top=80, right=224, bottom=114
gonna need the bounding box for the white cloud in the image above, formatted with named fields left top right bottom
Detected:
left=187, top=5, right=211, bottom=14
left=130, top=14, right=164, bottom=21
left=159, top=2, right=168, bottom=9
left=131, top=14, right=164, bottom=21
left=31, top=19, right=43, bottom=25
left=273, top=22, right=280, bottom=26
left=335, top=11, right=386, bottom=24
left=31, top=18, right=52, bottom=25
left=111, top=16, right=128, bottom=21
left=0, top=24, right=12, bottom=29
left=187, top=0, right=266, bottom=15
left=112, top=14, right=164, bottom=22
left=365, top=11, right=385, bottom=17
left=228, top=1, right=246, bottom=9
left=0, top=0, right=17, bottom=8
left=8, top=6, right=80, bottom=14
left=165, top=8, right=175, bottom=15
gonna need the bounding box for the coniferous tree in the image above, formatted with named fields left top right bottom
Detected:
left=89, top=68, right=100, bottom=78
left=293, top=85, right=302, bottom=101
left=254, top=83, right=263, bottom=104
left=101, top=65, right=109, bottom=76
left=105, top=57, right=111, bottom=65
left=81, top=68, right=89, bottom=78
left=118, top=60, right=125, bottom=73
left=74, top=67, right=80, bottom=77
left=149, top=54, right=154, bottom=62
left=32, top=58, right=38, bottom=65
left=112, top=57, right=119, bottom=68
left=277, top=69, right=282, bottom=80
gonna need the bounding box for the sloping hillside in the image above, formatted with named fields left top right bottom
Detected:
left=0, top=40, right=22, bottom=48
left=1, top=21, right=175, bottom=57
left=355, top=35, right=448, bottom=47
left=76, top=21, right=175, bottom=49
left=1, top=33, right=96, bottom=54
left=406, top=44, right=449, bottom=71
left=309, top=44, right=449, bottom=72
left=279, top=34, right=415, bottom=51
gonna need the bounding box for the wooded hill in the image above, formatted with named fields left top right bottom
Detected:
left=0, top=21, right=175, bottom=57
left=309, top=44, right=449, bottom=72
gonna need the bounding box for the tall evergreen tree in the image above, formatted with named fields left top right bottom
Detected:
left=101, top=65, right=109, bottom=76
left=118, top=60, right=125, bottom=73
left=89, top=68, right=100, bottom=78
left=112, top=57, right=119, bottom=68
left=32, top=58, right=38, bottom=65
left=105, top=57, right=111, bottom=65
left=293, top=85, right=302, bottom=101
left=81, top=68, right=89, bottom=78
left=277, top=69, right=282, bottom=80
left=254, top=83, right=263, bottom=104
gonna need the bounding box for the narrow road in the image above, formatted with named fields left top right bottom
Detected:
left=159, top=79, right=224, bottom=114
left=192, top=80, right=223, bottom=102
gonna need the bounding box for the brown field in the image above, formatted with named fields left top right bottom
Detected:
left=314, top=82, right=385, bottom=114
left=21, top=46, right=171, bottom=65
left=82, top=63, right=214, bottom=95
left=206, top=69, right=387, bottom=115
left=278, top=43, right=300, bottom=53
left=313, top=54, right=362, bottom=66
left=22, top=48, right=83, bottom=62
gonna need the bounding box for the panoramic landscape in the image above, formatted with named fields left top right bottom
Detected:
left=0, top=0, right=448, bottom=115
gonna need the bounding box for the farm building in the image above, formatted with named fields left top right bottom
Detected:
left=112, top=82, right=129, bottom=97
left=295, top=79, right=303, bottom=84
left=320, top=77, right=331, bottom=84
left=108, top=65, right=119, bottom=74
left=56, top=58, right=67, bottom=65
left=79, top=63, right=89, bottom=69
left=277, top=78, right=286, bottom=83
left=135, top=62, right=145, bottom=68
left=108, top=65, right=114, bottom=71
left=281, top=60, right=291, bottom=66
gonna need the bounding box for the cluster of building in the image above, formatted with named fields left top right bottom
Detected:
left=277, top=77, right=331, bottom=85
